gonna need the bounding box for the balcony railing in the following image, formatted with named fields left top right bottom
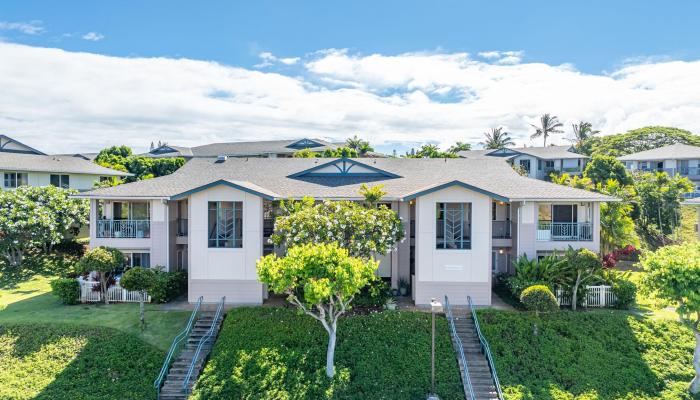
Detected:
left=177, top=218, right=188, bottom=236
left=536, top=221, right=592, bottom=241
left=97, top=220, right=150, bottom=238
left=492, top=220, right=511, bottom=239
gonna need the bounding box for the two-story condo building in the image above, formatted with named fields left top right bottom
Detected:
left=618, top=143, right=700, bottom=194
left=76, top=157, right=614, bottom=306
left=0, top=135, right=129, bottom=191
left=459, top=145, right=589, bottom=181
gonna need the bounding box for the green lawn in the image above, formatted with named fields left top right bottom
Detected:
left=191, top=307, right=464, bottom=400
left=478, top=309, right=699, bottom=400
left=0, top=323, right=163, bottom=400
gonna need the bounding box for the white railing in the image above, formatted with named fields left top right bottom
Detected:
left=79, top=279, right=151, bottom=303
left=556, top=285, right=616, bottom=307
left=96, top=219, right=150, bottom=238
left=537, top=221, right=592, bottom=241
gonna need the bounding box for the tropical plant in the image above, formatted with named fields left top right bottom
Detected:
left=480, top=127, right=515, bottom=149
left=77, top=247, right=125, bottom=304
left=119, top=267, right=156, bottom=329
left=561, top=247, right=603, bottom=310
left=549, top=173, right=594, bottom=190
left=447, top=141, right=472, bottom=153
left=583, top=155, right=632, bottom=185
left=257, top=243, right=378, bottom=377
left=507, top=254, right=565, bottom=297
left=640, top=242, right=700, bottom=394
left=590, top=126, right=700, bottom=157
left=407, top=144, right=457, bottom=158
left=358, top=183, right=387, bottom=208
left=570, top=121, right=600, bottom=147
left=345, top=135, right=374, bottom=156
left=95, top=145, right=185, bottom=182
left=597, top=180, right=639, bottom=253
left=530, top=113, right=564, bottom=147
left=293, top=148, right=317, bottom=158
left=634, top=171, right=693, bottom=234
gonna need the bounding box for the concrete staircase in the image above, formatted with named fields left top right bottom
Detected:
left=452, top=314, right=500, bottom=400
left=158, top=312, right=224, bottom=400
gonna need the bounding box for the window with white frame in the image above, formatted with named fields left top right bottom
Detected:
left=50, top=174, right=70, bottom=188
left=436, top=202, right=471, bottom=249
left=208, top=201, right=243, bottom=248
left=121, top=252, right=151, bottom=270
left=4, top=172, right=28, bottom=188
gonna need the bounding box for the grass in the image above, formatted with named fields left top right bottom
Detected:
left=676, top=206, right=698, bottom=245
left=191, top=307, right=464, bottom=400
left=478, top=309, right=699, bottom=400
left=0, top=323, right=163, bottom=400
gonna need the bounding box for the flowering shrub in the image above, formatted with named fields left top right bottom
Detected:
left=602, top=245, right=638, bottom=268
left=270, top=199, right=404, bottom=259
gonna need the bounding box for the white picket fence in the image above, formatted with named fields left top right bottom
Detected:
left=556, top=285, right=616, bottom=308
left=78, top=279, right=151, bottom=303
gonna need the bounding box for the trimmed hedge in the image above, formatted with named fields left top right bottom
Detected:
left=0, top=324, right=163, bottom=400
left=191, top=308, right=463, bottom=400
left=148, top=270, right=187, bottom=303
left=49, top=278, right=80, bottom=305
left=612, top=279, right=637, bottom=309
left=520, top=284, right=558, bottom=313
left=477, top=310, right=698, bottom=400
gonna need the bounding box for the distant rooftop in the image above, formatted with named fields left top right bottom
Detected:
left=459, top=145, right=587, bottom=160
left=0, top=152, right=130, bottom=176
left=617, top=143, right=700, bottom=161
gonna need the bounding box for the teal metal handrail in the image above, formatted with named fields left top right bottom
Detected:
left=154, top=296, right=203, bottom=400
left=467, top=296, right=504, bottom=400
left=183, top=296, right=225, bottom=394
left=444, top=296, right=476, bottom=400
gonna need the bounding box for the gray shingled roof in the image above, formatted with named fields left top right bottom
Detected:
left=78, top=157, right=615, bottom=202
left=0, top=153, right=130, bottom=176
left=459, top=145, right=587, bottom=160
left=617, top=144, right=700, bottom=161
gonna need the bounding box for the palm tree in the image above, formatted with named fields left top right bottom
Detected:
left=480, top=127, right=515, bottom=150
left=345, top=135, right=374, bottom=156
left=570, top=121, right=600, bottom=146
left=530, top=114, right=564, bottom=147
left=448, top=141, right=472, bottom=153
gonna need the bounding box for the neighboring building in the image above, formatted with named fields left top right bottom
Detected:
left=0, top=135, right=129, bottom=191
left=618, top=143, right=700, bottom=194
left=55, top=153, right=100, bottom=161
left=76, top=157, right=613, bottom=306
left=144, top=138, right=383, bottom=159
left=459, top=145, right=589, bottom=180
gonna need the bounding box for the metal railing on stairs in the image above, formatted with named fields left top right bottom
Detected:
left=154, top=296, right=203, bottom=400
left=444, top=295, right=476, bottom=400
left=467, top=296, right=504, bottom=400
left=183, top=296, right=226, bottom=395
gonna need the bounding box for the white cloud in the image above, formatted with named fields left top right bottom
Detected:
left=0, top=21, right=44, bottom=35
left=478, top=50, right=522, bottom=65
left=82, top=32, right=104, bottom=41
left=0, top=42, right=698, bottom=154
left=255, top=51, right=300, bottom=67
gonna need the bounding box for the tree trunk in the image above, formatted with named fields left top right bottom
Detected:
left=139, top=291, right=146, bottom=330
left=691, top=327, right=700, bottom=394
left=326, top=324, right=337, bottom=378
left=4, top=248, right=23, bottom=268
left=100, top=274, right=109, bottom=305
left=571, top=273, right=582, bottom=311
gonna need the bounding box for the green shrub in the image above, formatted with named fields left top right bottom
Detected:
left=147, top=269, right=187, bottom=303
left=519, top=285, right=559, bottom=313
left=49, top=278, right=80, bottom=305
left=612, top=279, right=637, bottom=309
left=507, top=254, right=564, bottom=298
left=353, top=279, right=391, bottom=308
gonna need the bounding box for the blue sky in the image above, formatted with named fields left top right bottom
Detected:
left=1, top=1, right=700, bottom=154
left=3, top=1, right=699, bottom=73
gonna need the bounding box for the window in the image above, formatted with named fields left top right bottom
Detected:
left=436, top=202, right=471, bottom=249
left=113, top=202, right=150, bottom=220
left=3, top=172, right=28, bottom=188
left=519, top=159, right=531, bottom=173
left=208, top=201, right=243, bottom=248
left=121, top=252, right=151, bottom=270
left=544, top=160, right=555, bottom=169
left=50, top=174, right=70, bottom=188
left=539, top=204, right=578, bottom=223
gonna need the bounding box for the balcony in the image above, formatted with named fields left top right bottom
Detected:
left=97, top=220, right=150, bottom=238
left=177, top=218, right=188, bottom=236
left=492, top=220, right=511, bottom=239
left=536, top=221, right=592, bottom=241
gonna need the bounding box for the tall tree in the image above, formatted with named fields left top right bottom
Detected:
left=78, top=247, right=125, bottom=305
left=481, top=127, right=515, bottom=149
left=406, top=144, right=457, bottom=158
left=570, top=121, right=600, bottom=146
left=641, top=243, right=700, bottom=394
left=530, top=114, right=564, bottom=147
left=345, top=135, right=374, bottom=156
left=448, top=141, right=472, bottom=153
left=583, top=155, right=633, bottom=186
left=119, top=267, right=156, bottom=330
left=591, top=126, right=700, bottom=157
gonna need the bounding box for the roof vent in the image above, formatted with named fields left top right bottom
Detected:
left=216, top=155, right=228, bottom=163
